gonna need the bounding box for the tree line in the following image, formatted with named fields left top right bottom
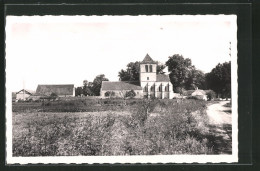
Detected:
left=76, top=54, right=231, bottom=99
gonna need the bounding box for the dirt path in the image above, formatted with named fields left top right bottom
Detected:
left=206, top=101, right=232, bottom=154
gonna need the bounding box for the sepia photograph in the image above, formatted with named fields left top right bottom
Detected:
left=5, top=15, right=238, bottom=164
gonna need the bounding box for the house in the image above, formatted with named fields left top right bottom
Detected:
left=36, top=84, right=75, bottom=97
left=183, top=89, right=207, bottom=100
left=100, top=54, right=175, bottom=99
left=15, top=89, right=34, bottom=101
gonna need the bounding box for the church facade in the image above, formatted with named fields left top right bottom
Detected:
left=100, top=54, right=174, bottom=99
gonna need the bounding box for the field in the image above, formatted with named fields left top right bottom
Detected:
left=12, top=98, right=230, bottom=156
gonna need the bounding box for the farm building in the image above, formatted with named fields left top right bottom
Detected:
left=183, top=89, right=207, bottom=100
left=36, top=84, right=75, bottom=97
left=100, top=54, right=175, bottom=99
left=15, top=89, right=34, bottom=101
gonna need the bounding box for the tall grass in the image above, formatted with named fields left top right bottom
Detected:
left=13, top=99, right=214, bottom=156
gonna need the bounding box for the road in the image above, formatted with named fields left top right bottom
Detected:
left=206, top=101, right=232, bottom=154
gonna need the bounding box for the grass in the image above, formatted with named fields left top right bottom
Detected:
left=13, top=99, right=217, bottom=156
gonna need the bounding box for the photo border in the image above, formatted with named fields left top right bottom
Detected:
left=0, top=0, right=254, bottom=170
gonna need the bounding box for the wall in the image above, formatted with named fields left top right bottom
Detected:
left=101, top=90, right=143, bottom=98
left=16, top=93, right=31, bottom=100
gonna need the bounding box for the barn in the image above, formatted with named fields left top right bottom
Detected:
left=36, top=84, right=75, bottom=97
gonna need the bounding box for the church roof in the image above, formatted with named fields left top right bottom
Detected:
left=156, top=74, right=171, bottom=82
left=140, top=54, right=157, bottom=64
left=101, top=81, right=142, bottom=91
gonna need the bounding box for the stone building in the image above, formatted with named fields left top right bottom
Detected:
left=100, top=54, right=174, bottom=99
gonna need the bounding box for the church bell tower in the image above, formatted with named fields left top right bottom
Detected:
left=139, top=54, right=157, bottom=88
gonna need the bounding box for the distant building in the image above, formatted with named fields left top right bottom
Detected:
left=15, top=89, right=34, bottom=101
left=36, top=84, right=75, bottom=97
left=183, top=89, right=207, bottom=100
left=100, top=54, right=174, bottom=99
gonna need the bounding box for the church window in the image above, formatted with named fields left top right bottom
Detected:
left=159, top=86, right=161, bottom=92
left=147, top=77, right=149, bottom=80
left=145, top=65, right=148, bottom=72
left=149, top=65, right=153, bottom=72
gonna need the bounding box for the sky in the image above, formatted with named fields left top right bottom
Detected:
left=6, top=15, right=236, bottom=92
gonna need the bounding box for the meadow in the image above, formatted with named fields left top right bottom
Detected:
left=12, top=98, right=217, bottom=156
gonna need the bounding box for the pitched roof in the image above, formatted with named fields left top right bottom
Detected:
left=36, top=84, right=74, bottom=96
left=140, top=54, right=157, bottom=64
left=191, top=89, right=206, bottom=96
left=156, top=74, right=170, bottom=82
left=183, top=89, right=206, bottom=96
left=16, top=89, right=33, bottom=95
left=101, top=81, right=142, bottom=91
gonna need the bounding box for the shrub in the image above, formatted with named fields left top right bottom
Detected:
left=125, top=90, right=136, bottom=98
left=105, top=91, right=115, bottom=97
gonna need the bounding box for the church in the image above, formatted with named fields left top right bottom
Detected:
left=100, top=54, right=174, bottom=99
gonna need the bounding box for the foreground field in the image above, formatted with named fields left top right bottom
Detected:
left=12, top=99, right=231, bottom=156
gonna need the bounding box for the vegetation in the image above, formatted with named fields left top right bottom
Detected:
left=105, top=91, right=115, bottom=97
left=12, top=98, right=223, bottom=156
left=206, top=62, right=231, bottom=98
left=125, top=90, right=136, bottom=98
left=75, top=74, right=109, bottom=96
left=166, top=54, right=206, bottom=92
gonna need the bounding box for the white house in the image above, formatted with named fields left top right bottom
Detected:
left=16, top=89, right=33, bottom=101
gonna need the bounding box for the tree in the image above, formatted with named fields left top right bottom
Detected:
left=75, top=87, right=83, bottom=96
left=92, top=74, right=109, bottom=96
left=206, top=61, right=231, bottom=98
left=186, top=69, right=206, bottom=90
left=118, top=61, right=166, bottom=81
left=166, top=54, right=206, bottom=92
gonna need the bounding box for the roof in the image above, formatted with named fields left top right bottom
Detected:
left=156, top=74, right=170, bottom=82
left=191, top=89, right=206, bottom=96
left=101, top=81, right=142, bottom=91
left=36, top=84, right=74, bottom=96
left=183, top=89, right=206, bottom=96
left=16, top=89, right=33, bottom=95
left=140, top=54, right=157, bottom=64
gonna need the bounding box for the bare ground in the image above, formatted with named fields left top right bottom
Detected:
left=206, top=101, right=232, bottom=154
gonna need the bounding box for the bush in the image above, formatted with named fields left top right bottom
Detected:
left=105, top=91, right=115, bottom=97
left=125, top=90, right=136, bottom=98
left=13, top=99, right=215, bottom=156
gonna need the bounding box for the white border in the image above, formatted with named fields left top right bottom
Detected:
left=6, top=15, right=238, bottom=164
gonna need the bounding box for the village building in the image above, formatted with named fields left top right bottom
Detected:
left=100, top=54, right=174, bottom=99
left=183, top=88, right=207, bottom=100
left=35, top=84, right=75, bottom=97
left=15, top=89, right=34, bottom=101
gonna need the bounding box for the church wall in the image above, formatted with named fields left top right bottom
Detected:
left=100, top=90, right=143, bottom=98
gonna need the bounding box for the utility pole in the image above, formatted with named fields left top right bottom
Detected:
left=229, top=42, right=231, bottom=58
left=23, top=79, right=25, bottom=100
